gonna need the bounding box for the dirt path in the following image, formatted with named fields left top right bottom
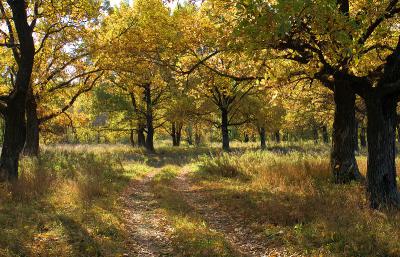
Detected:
left=121, top=167, right=301, bottom=257
left=173, top=169, right=302, bottom=257
left=121, top=170, right=173, bottom=257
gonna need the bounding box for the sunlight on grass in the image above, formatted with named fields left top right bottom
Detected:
left=192, top=151, right=400, bottom=256
left=2, top=144, right=400, bottom=256
left=150, top=165, right=239, bottom=257
left=0, top=146, right=146, bottom=257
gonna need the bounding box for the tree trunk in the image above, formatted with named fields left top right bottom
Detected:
left=0, top=94, right=27, bottom=181
left=221, top=108, right=230, bottom=151
left=171, top=122, right=178, bottom=146
left=23, top=87, right=40, bottom=156
left=244, top=134, right=249, bottom=143
left=186, top=126, right=193, bottom=145
left=195, top=132, right=201, bottom=146
left=275, top=131, right=280, bottom=143
left=397, top=124, right=400, bottom=143
left=144, top=84, right=155, bottom=152
left=365, top=93, right=400, bottom=209
left=354, top=120, right=359, bottom=152
left=176, top=123, right=182, bottom=146
left=0, top=1, right=35, bottom=181
left=322, top=125, right=329, bottom=144
left=313, top=127, right=319, bottom=144
left=259, top=127, right=266, bottom=150
left=331, top=84, right=362, bottom=183
left=137, top=125, right=146, bottom=147
left=360, top=127, right=367, bottom=148
left=130, top=129, right=135, bottom=147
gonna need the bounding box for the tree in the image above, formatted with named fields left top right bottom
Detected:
left=95, top=0, right=179, bottom=152
left=0, top=0, right=35, bottom=180
left=241, top=91, right=286, bottom=150
left=231, top=0, right=400, bottom=208
left=283, top=84, right=334, bottom=144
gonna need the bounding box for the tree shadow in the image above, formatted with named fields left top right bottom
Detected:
left=57, top=214, right=103, bottom=257
left=184, top=180, right=399, bottom=257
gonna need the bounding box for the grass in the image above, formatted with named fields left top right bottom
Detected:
left=147, top=145, right=400, bottom=256
left=150, top=165, right=239, bottom=257
left=189, top=151, right=400, bottom=256
left=0, top=146, right=145, bottom=257
left=2, top=142, right=400, bottom=256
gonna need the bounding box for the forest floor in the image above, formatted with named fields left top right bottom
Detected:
left=122, top=165, right=302, bottom=257
left=0, top=143, right=399, bottom=257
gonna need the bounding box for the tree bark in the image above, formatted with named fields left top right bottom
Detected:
left=144, top=84, right=155, bottom=152
left=0, top=94, right=27, bottom=181
left=171, top=122, right=178, bottom=146
left=360, top=127, right=367, bottom=148
left=0, top=1, right=35, bottom=181
left=322, top=125, right=329, bottom=144
left=397, top=124, right=400, bottom=143
left=331, top=84, right=362, bottom=183
left=259, top=127, right=266, bottom=150
left=176, top=123, right=182, bottom=146
left=129, top=129, right=135, bottom=147
left=195, top=132, right=201, bottom=146
left=23, top=87, right=40, bottom=156
left=221, top=108, right=230, bottom=151
left=354, top=120, right=359, bottom=152
left=365, top=93, right=400, bottom=209
left=313, top=127, right=319, bottom=144
left=275, top=131, right=280, bottom=143
left=137, top=124, right=146, bottom=147
left=244, top=134, right=249, bottom=143
left=186, top=126, right=193, bottom=145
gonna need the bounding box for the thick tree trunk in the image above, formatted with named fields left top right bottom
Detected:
left=322, top=125, right=329, bottom=144
left=397, top=124, right=400, bottom=143
left=146, top=121, right=155, bottom=152
left=0, top=1, right=35, bottom=181
left=23, top=87, right=40, bottom=156
left=259, top=127, right=266, bottom=150
left=331, top=85, right=362, bottom=183
left=360, top=127, right=367, bottom=148
left=354, top=120, right=359, bottom=152
left=365, top=93, right=400, bottom=209
left=144, top=84, right=155, bottom=152
left=0, top=94, right=27, bottom=181
left=221, top=108, right=230, bottom=151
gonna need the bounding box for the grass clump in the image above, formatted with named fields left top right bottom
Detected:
left=198, top=153, right=247, bottom=179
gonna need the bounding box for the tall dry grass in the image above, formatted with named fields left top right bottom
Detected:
left=0, top=147, right=137, bottom=257
left=195, top=151, right=400, bottom=256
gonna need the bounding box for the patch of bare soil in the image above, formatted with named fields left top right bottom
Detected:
left=121, top=171, right=173, bottom=257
